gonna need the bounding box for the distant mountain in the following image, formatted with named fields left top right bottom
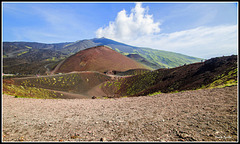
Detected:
left=59, top=37, right=202, bottom=69
left=3, top=41, right=71, bottom=57
left=52, top=45, right=149, bottom=74
left=60, top=40, right=97, bottom=55
left=3, top=37, right=203, bottom=75
left=3, top=42, right=70, bottom=75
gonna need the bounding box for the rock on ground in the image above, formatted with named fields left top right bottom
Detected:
left=2, top=86, right=237, bottom=142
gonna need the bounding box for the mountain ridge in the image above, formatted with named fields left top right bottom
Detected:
left=3, top=37, right=202, bottom=75
left=54, top=37, right=203, bottom=69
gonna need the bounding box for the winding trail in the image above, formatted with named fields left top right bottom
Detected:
left=44, top=63, right=51, bottom=74
left=50, top=59, right=66, bottom=75
left=45, top=88, right=91, bottom=99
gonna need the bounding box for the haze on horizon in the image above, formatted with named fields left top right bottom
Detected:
left=2, top=2, right=238, bottom=59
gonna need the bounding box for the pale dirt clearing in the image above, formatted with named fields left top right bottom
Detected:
left=2, top=86, right=238, bottom=142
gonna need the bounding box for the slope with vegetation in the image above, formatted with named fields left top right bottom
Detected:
left=3, top=71, right=112, bottom=99
left=3, top=42, right=69, bottom=75
left=15, top=72, right=110, bottom=93
left=102, top=55, right=237, bottom=97
left=3, top=55, right=237, bottom=99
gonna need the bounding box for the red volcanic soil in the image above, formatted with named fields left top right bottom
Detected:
left=53, top=46, right=149, bottom=74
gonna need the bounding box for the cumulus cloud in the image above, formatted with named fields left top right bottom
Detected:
left=95, top=3, right=237, bottom=59
left=96, top=3, right=161, bottom=41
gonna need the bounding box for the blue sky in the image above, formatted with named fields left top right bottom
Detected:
left=2, top=2, right=238, bottom=59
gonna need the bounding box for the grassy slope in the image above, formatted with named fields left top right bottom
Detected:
left=105, top=46, right=202, bottom=69
left=200, top=66, right=238, bottom=89
left=2, top=79, right=61, bottom=99
left=3, top=84, right=61, bottom=99
left=131, top=48, right=202, bottom=68
left=115, top=69, right=152, bottom=76
left=102, top=69, right=165, bottom=97
left=103, top=55, right=237, bottom=97
left=3, top=72, right=112, bottom=99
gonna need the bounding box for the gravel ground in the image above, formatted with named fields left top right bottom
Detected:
left=2, top=86, right=238, bottom=142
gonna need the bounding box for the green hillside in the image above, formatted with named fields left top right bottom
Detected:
left=133, top=47, right=202, bottom=68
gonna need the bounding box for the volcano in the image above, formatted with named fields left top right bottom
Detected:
left=52, top=45, right=150, bottom=74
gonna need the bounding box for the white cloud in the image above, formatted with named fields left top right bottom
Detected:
left=96, top=3, right=161, bottom=41
left=95, top=3, right=237, bottom=59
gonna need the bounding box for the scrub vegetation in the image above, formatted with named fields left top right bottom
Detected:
left=2, top=54, right=237, bottom=99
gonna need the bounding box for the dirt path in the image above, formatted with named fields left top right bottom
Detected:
left=2, top=86, right=237, bottom=142
left=86, top=83, right=107, bottom=98
left=44, top=63, right=51, bottom=75
left=45, top=89, right=92, bottom=99
left=50, top=59, right=66, bottom=75
left=44, top=84, right=106, bottom=99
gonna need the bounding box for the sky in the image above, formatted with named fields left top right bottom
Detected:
left=2, top=2, right=238, bottom=59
